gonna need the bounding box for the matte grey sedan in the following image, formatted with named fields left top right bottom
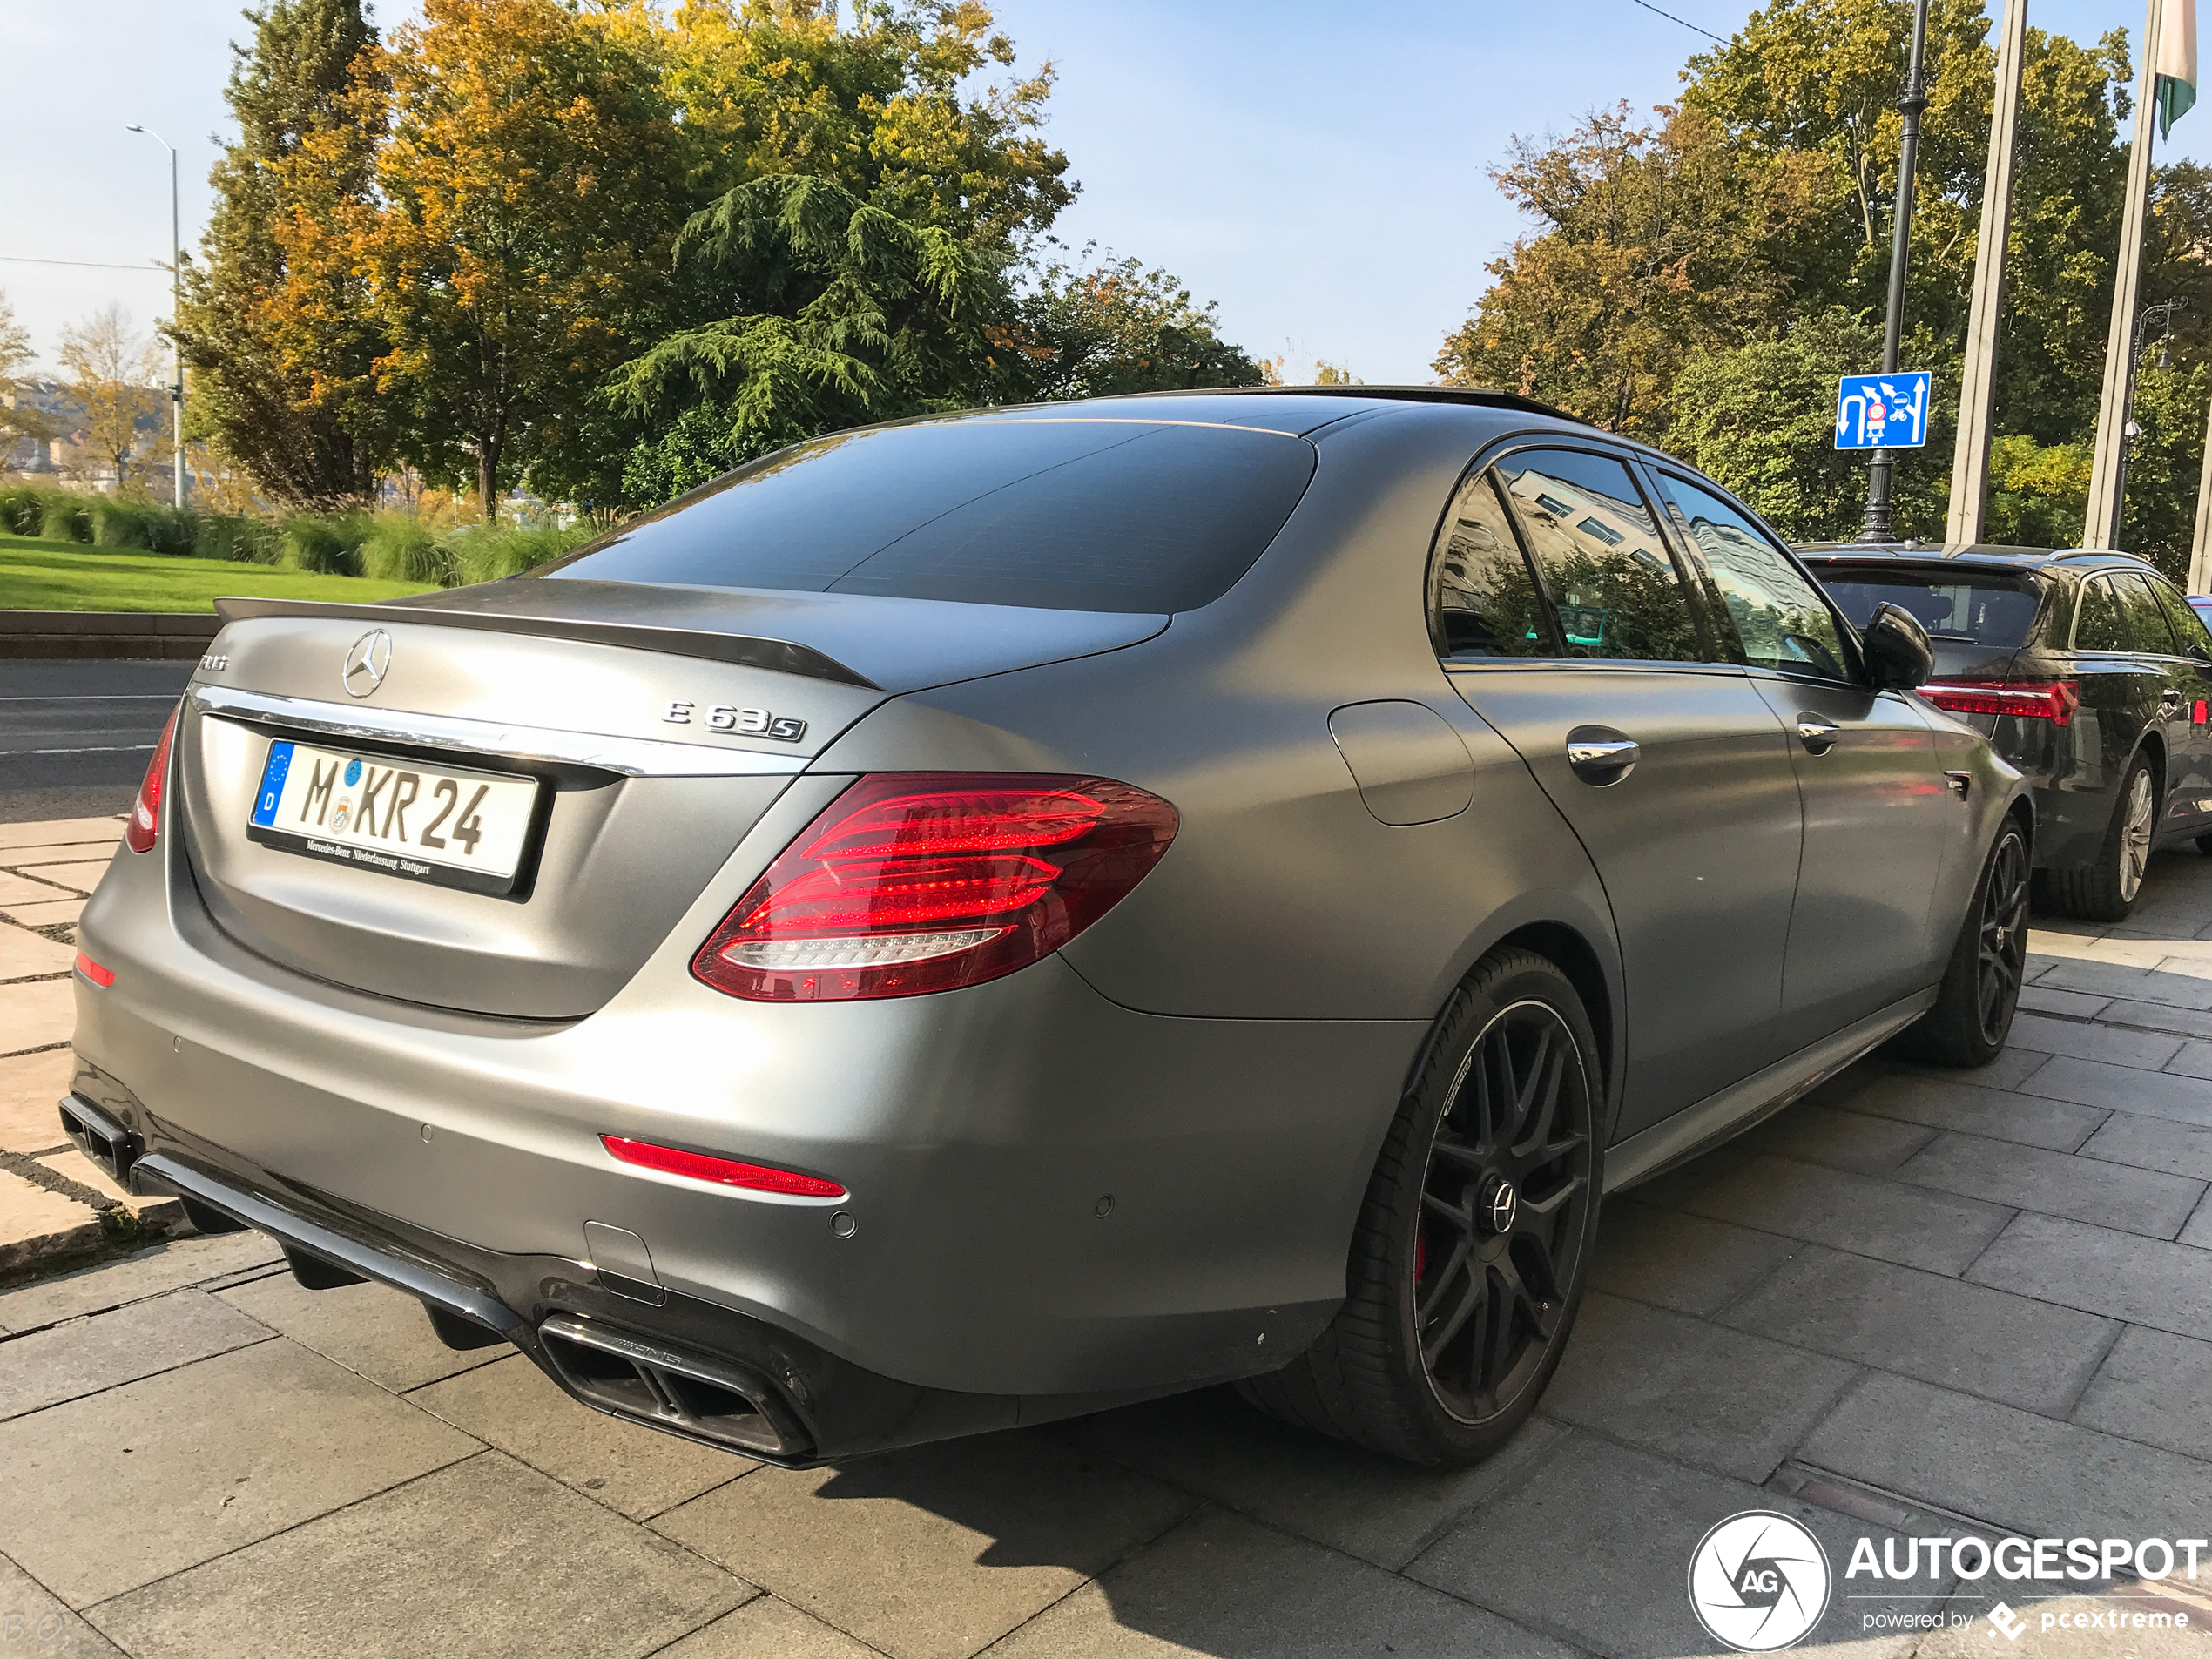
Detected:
left=67, top=388, right=2030, bottom=1468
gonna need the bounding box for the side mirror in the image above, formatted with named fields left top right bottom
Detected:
left=1862, top=602, right=1934, bottom=690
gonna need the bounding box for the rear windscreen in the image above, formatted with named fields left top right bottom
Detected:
left=1812, top=566, right=2040, bottom=649
left=538, top=419, right=1318, bottom=614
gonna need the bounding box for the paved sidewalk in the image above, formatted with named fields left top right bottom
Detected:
left=0, top=818, right=184, bottom=1277
left=1, top=820, right=2209, bottom=1656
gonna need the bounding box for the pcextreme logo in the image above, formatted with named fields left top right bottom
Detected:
left=1688, top=1511, right=1832, bottom=1651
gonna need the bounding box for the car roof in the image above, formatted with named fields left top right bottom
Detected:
left=1795, top=541, right=2160, bottom=576
left=1024, top=385, right=1591, bottom=439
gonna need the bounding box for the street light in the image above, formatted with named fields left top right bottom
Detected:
left=2111, top=296, right=2187, bottom=539
left=125, top=124, right=185, bottom=509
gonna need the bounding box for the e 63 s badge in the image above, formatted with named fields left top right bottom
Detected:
left=664, top=700, right=807, bottom=743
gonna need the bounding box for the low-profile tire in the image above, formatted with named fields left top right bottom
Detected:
left=1892, top=817, right=2031, bottom=1068
left=2041, top=753, right=2157, bottom=922
left=1237, top=947, right=1602, bottom=1466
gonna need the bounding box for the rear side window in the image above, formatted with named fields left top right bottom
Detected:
left=1494, top=448, right=1711, bottom=664
left=2073, top=578, right=2128, bottom=651
left=2154, top=578, right=2212, bottom=655
left=540, top=420, right=1318, bottom=614
left=1819, top=567, right=2040, bottom=650
left=1655, top=473, right=1848, bottom=679
left=2111, top=571, right=2182, bottom=654
left=1429, top=472, right=1554, bottom=658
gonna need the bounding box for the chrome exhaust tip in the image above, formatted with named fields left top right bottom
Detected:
left=536, top=1314, right=812, bottom=1460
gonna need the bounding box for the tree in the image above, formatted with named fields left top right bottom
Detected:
left=57, top=307, right=163, bottom=488
left=0, top=288, right=60, bottom=466
left=1433, top=103, right=1832, bottom=437
left=354, top=0, right=691, bottom=520
left=173, top=0, right=389, bottom=509
left=988, top=249, right=1262, bottom=402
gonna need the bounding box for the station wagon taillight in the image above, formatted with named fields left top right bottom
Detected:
left=125, top=703, right=180, bottom=853
left=1920, top=679, right=2080, bottom=725
left=692, top=773, right=1178, bottom=1001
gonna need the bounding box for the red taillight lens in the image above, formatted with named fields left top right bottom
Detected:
left=600, top=1135, right=846, bottom=1197
left=1921, top=679, right=2080, bottom=725
left=692, top=772, right=1179, bottom=1001
left=125, top=703, right=180, bottom=853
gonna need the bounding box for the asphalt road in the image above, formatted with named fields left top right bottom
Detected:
left=0, top=659, right=194, bottom=824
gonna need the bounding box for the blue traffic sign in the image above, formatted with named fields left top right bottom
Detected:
left=1835, top=372, right=1932, bottom=450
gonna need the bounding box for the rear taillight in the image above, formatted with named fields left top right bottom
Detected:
left=600, top=1136, right=846, bottom=1197
left=1921, top=679, right=2080, bottom=725
left=125, top=703, right=180, bottom=853
left=692, top=772, right=1178, bottom=1001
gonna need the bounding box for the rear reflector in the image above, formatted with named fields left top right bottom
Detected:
left=599, top=1135, right=846, bottom=1198
left=125, top=703, right=180, bottom=853
left=74, top=951, right=114, bottom=988
left=692, top=772, right=1178, bottom=1001
left=1921, top=679, right=2080, bottom=725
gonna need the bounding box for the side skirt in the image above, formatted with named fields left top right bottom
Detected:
left=1602, top=988, right=1939, bottom=1194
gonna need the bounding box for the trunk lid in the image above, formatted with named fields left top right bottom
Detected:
left=179, top=585, right=1164, bottom=1018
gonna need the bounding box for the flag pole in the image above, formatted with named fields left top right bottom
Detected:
left=1947, top=0, right=2029, bottom=547
left=2085, top=0, right=2166, bottom=549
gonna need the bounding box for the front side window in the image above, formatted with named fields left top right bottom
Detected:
left=1429, top=471, right=1554, bottom=659
left=1656, top=473, right=1850, bottom=680
left=2112, top=570, right=2182, bottom=655
left=1494, top=448, right=1710, bottom=664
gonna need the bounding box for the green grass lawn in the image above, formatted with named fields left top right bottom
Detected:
left=0, top=534, right=442, bottom=612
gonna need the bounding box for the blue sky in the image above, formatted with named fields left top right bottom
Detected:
left=0, top=0, right=2191, bottom=382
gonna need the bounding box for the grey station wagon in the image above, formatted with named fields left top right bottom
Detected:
left=67, top=389, right=2029, bottom=1467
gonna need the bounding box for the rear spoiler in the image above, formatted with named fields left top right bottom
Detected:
left=212, top=595, right=880, bottom=690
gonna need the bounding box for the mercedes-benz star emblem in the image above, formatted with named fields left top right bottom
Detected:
left=342, top=630, right=393, bottom=698
left=1487, top=1180, right=1518, bottom=1234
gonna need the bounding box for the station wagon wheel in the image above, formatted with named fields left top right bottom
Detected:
left=2119, top=765, right=2155, bottom=903
left=1236, top=947, right=1603, bottom=1466
left=1415, top=1001, right=1594, bottom=1422
left=1975, top=830, right=2029, bottom=1048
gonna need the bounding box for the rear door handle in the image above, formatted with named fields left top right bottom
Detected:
left=1565, top=732, right=1640, bottom=785
left=1796, top=716, right=1842, bottom=754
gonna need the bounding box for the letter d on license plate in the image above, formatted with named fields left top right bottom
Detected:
left=246, top=738, right=542, bottom=895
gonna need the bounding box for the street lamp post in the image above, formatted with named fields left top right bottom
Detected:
left=1860, top=0, right=1933, bottom=542
left=125, top=124, right=185, bottom=509
left=2110, top=296, right=2187, bottom=538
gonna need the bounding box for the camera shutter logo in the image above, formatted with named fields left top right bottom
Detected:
left=342, top=630, right=393, bottom=698
left=1688, top=1510, right=1831, bottom=1651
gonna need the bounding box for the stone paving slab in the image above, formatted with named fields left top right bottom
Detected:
left=0, top=1290, right=268, bottom=1421
left=0, top=1048, right=72, bottom=1154
left=0, top=819, right=122, bottom=850
left=87, top=1452, right=749, bottom=1659
left=1, top=897, right=85, bottom=930
left=0, top=924, right=71, bottom=981
left=986, top=1505, right=1580, bottom=1659
left=1895, top=1130, right=2207, bottom=1238
left=0, top=1553, right=121, bottom=1658
left=1808, top=1067, right=2106, bottom=1152
left=16, top=862, right=112, bottom=896
left=0, top=1232, right=283, bottom=1334
left=0, top=872, right=72, bottom=909
left=2069, top=1324, right=2212, bottom=1465
left=0, top=977, right=74, bottom=1058
left=660, top=1596, right=881, bottom=1659
left=1716, top=1244, right=2119, bottom=1416
left=2076, top=1111, right=2212, bottom=1180
left=1586, top=1199, right=1800, bottom=1318
left=1967, top=1211, right=2212, bottom=1340
left=407, top=1352, right=754, bottom=1522
left=214, top=1273, right=504, bottom=1394
left=2020, top=1055, right=2212, bottom=1128
left=0, top=1170, right=101, bottom=1276
left=1737, top=1101, right=1939, bottom=1176
left=653, top=1433, right=1197, bottom=1659
left=2008, top=1008, right=2187, bottom=1069
left=1653, top=1151, right=2017, bottom=1275
left=0, top=1339, right=480, bottom=1608
left=1800, top=1371, right=2212, bottom=1540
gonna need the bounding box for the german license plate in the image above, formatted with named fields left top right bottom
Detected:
left=246, top=738, right=542, bottom=895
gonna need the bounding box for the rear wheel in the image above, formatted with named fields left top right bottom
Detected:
left=1895, top=818, right=2030, bottom=1067
left=2041, top=754, right=2156, bottom=923
left=1238, top=948, right=1600, bottom=1466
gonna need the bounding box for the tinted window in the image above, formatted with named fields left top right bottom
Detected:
left=2073, top=577, right=2128, bottom=651
left=541, top=420, right=1318, bottom=614
left=1817, top=566, right=2040, bottom=649
left=1494, top=449, right=1710, bottom=664
left=2112, top=571, right=2182, bottom=654
left=2154, top=578, right=2212, bottom=655
left=1429, top=472, right=1554, bottom=658
left=1656, top=474, right=1848, bottom=679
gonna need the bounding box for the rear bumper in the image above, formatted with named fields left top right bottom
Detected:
left=71, top=826, right=1415, bottom=1447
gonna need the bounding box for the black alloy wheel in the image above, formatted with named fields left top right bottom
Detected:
left=1897, top=818, right=2033, bottom=1068
left=1973, top=830, right=2030, bottom=1050
left=1415, top=1000, right=1594, bottom=1423
left=1238, top=947, right=1602, bottom=1466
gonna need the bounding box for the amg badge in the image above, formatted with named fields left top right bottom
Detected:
left=664, top=700, right=807, bottom=743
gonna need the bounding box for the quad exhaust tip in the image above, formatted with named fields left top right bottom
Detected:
left=536, top=1313, right=811, bottom=1460
left=58, top=1096, right=141, bottom=1185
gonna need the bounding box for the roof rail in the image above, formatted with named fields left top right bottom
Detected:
left=1109, top=384, right=1591, bottom=427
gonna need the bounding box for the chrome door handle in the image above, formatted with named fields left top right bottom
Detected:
left=1566, top=733, right=1640, bottom=785
left=1796, top=716, right=1842, bottom=754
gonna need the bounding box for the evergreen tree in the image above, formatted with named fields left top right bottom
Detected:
left=174, top=0, right=388, bottom=509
